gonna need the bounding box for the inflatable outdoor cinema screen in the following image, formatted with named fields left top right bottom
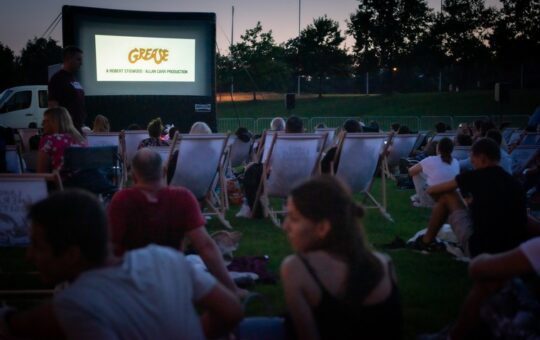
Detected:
left=62, top=6, right=216, bottom=131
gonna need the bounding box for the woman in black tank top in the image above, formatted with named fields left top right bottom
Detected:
left=280, top=175, right=402, bottom=340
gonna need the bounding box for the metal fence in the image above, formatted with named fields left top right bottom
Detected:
left=216, top=114, right=531, bottom=133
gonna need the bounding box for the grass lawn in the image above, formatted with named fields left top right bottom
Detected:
left=203, top=178, right=471, bottom=339
left=216, top=89, right=540, bottom=118
left=0, top=178, right=471, bottom=339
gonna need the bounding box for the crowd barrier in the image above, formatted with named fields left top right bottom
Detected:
left=217, top=115, right=530, bottom=133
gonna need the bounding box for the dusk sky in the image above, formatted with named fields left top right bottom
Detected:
left=1, top=0, right=501, bottom=56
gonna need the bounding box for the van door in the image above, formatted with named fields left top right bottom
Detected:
left=0, top=90, right=33, bottom=128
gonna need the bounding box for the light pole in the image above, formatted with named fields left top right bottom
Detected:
left=297, top=0, right=301, bottom=96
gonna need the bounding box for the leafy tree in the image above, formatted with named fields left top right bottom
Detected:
left=230, top=22, right=291, bottom=100
left=0, top=42, right=20, bottom=91
left=286, top=16, right=351, bottom=98
left=19, top=37, right=62, bottom=84
left=348, top=0, right=432, bottom=92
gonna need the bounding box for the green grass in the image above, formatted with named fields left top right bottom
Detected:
left=216, top=89, right=540, bottom=118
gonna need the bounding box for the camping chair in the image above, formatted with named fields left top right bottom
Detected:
left=385, top=133, right=419, bottom=179
left=168, top=133, right=232, bottom=229
left=510, top=145, right=540, bottom=176
left=252, top=133, right=327, bottom=227
left=333, top=133, right=393, bottom=222
left=5, top=145, right=24, bottom=173
left=452, top=146, right=471, bottom=161
left=0, top=173, right=62, bottom=300
left=61, top=146, right=121, bottom=197
left=16, top=128, right=39, bottom=152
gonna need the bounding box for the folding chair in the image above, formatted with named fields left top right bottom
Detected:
left=252, top=133, right=327, bottom=227
left=315, top=127, right=337, bottom=151
left=119, top=130, right=149, bottom=168
left=5, top=145, right=24, bottom=173
left=168, top=133, right=232, bottom=229
left=86, top=132, right=121, bottom=147
left=385, top=134, right=419, bottom=179
left=502, top=128, right=517, bottom=144
left=452, top=146, right=471, bottom=161
left=411, top=131, right=429, bottom=152
left=430, top=132, right=456, bottom=143
left=0, top=173, right=62, bottom=299
left=229, top=136, right=253, bottom=168
left=16, top=128, right=39, bottom=152
left=520, top=132, right=540, bottom=146
left=334, top=133, right=393, bottom=222
left=256, top=130, right=277, bottom=163
left=147, top=145, right=172, bottom=165
left=510, top=145, right=540, bottom=176
left=62, top=146, right=121, bottom=196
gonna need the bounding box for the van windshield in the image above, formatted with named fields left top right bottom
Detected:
left=0, top=90, right=13, bottom=106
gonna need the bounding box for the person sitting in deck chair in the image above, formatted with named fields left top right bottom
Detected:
left=0, top=189, right=242, bottom=339
left=108, top=148, right=242, bottom=297
left=410, top=138, right=528, bottom=256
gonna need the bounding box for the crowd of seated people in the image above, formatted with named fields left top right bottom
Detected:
left=3, top=110, right=540, bottom=339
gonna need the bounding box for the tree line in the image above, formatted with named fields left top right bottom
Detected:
left=1, top=0, right=539, bottom=96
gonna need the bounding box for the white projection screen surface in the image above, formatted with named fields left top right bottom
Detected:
left=64, top=7, right=215, bottom=96
left=95, top=35, right=196, bottom=82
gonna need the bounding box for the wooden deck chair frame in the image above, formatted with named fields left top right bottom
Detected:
left=0, top=173, right=62, bottom=298
left=252, top=133, right=327, bottom=227
left=168, top=132, right=232, bottom=229
left=5, top=145, right=25, bottom=173
left=333, top=132, right=393, bottom=222
left=384, top=133, right=420, bottom=180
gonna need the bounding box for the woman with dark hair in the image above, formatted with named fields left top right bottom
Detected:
left=137, top=117, right=169, bottom=149
left=37, top=107, right=87, bottom=173
left=280, top=175, right=402, bottom=340
left=409, top=137, right=459, bottom=207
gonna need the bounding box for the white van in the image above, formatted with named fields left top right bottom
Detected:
left=0, top=85, right=48, bottom=128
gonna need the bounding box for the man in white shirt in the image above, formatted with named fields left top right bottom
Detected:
left=0, top=189, right=242, bottom=339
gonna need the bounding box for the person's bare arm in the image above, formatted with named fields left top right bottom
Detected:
left=426, top=179, right=458, bottom=196
left=7, top=302, right=65, bottom=339
left=186, top=227, right=238, bottom=294
left=469, top=248, right=533, bottom=281
left=37, top=150, right=51, bottom=173
left=197, top=282, right=243, bottom=338
left=408, top=163, right=422, bottom=177
left=281, top=255, right=320, bottom=340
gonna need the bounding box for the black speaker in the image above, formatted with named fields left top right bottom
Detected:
left=494, top=82, right=510, bottom=103
left=285, top=93, right=295, bottom=110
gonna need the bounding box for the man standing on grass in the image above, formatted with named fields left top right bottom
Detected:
left=0, top=189, right=243, bottom=339
left=48, top=46, right=86, bottom=133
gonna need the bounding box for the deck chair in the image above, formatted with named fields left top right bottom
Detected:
left=256, top=130, right=277, bottom=163
left=120, top=130, right=149, bottom=168
left=0, top=173, right=62, bottom=247
left=334, top=133, right=393, bottom=221
left=508, top=130, right=524, bottom=145
left=520, top=133, right=540, bottom=146
left=252, top=133, right=327, bottom=227
left=86, top=132, right=121, bottom=147
left=510, top=145, right=540, bottom=175
left=411, top=131, right=429, bottom=152
left=502, top=128, right=517, bottom=144
left=5, top=145, right=24, bottom=173
left=0, top=173, right=61, bottom=299
left=16, top=128, right=39, bottom=152
left=315, top=128, right=337, bottom=151
left=61, top=146, right=121, bottom=196
left=229, top=136, right=253, bottom=168
left=430, top=132, right=456, bottom=143
left=452, top=146, right=471, bottom=161
left=168, top=133, right=232, bottom=229
left=147, top=145, right=172, bottom=165
left=385, top=134, right=419, bottom=178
